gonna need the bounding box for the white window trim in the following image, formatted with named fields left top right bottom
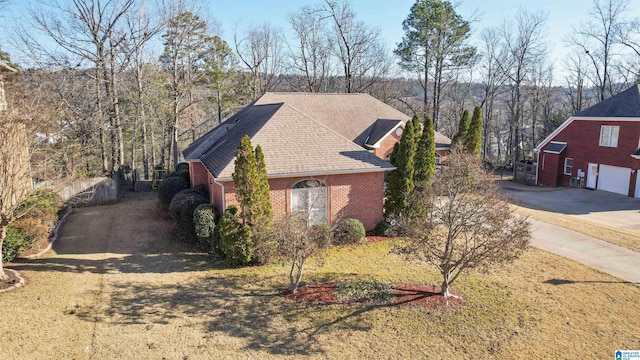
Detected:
left=564, top=158, right=573, bottom=176
left=599, top=125, right=619, bottom=147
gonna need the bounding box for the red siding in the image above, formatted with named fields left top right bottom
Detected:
left=537, top=119, right=640, bottom=195
left=219, top=172, right=385, bottom=231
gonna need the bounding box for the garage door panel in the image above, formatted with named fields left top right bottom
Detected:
left=597, top=165, right=631, bottom=195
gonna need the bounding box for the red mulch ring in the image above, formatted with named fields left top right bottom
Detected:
left=284, top=282, right=464, bottom=311
left=364, top=236, right=391, bottom=244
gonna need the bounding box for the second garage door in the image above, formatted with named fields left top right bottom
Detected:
left=597, top=164, right=631, bottom=195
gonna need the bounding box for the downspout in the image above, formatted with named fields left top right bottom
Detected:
left=535, top=150, right=540, bottom=186
left=212, top=176, right=226, bottom=211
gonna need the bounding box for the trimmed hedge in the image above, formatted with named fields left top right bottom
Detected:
left=193, top=203, right=218, bottom=249
left=333, top=218, right=366, bottom=245
left=218, top=206, right=254, bottom=266
left=158, top=175, right=189, bottom=209
left=168, top=189, right=209, bottom=244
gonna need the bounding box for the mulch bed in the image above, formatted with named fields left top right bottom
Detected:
left=283, top=282, right=464, bottom=311
left=0, top=269, right=25, bottom=293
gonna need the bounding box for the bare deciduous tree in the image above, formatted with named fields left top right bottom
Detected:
left=286, top=5, right=332, bottom=92
left=570, top=0, right=629, bottom=101
left=398, top=148, right=531, bottom=297
left=234, top=23, right=284, bottom=98
left=271, top=215, right=332, bottom=294
left=322, top=0, right=390, bottom=93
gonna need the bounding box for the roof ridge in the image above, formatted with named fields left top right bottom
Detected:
left=264, top=92, right=368, bottom=96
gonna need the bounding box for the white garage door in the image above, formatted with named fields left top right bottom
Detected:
left=597, top=165, right=631, bottom=195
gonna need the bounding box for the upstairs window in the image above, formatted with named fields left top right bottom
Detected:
left=599, top=125, right=619, bottom=147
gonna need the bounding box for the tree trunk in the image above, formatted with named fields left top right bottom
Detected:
left=96, top=69, right=108, bottom=174
left=0, top=225, right=7, bottom=280
left=109, top=36, right=124, bottom=168
left=441, top=273, right=451, bottom=298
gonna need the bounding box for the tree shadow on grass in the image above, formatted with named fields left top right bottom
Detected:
left=85, top=272, right=381, bottom=357
left=9, top=252, right=214, bottom=275
left=544, top=278, right=638, bottom=285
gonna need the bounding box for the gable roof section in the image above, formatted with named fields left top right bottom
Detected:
left=535, top=84, right=640, bottom=152
left=365, top=119, right=402, bottom=148
left=576, top=85, right=640, bottom=118
left=255, top=92, right=451, bottom=148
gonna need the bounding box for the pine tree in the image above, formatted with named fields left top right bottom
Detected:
left=414, top=115, right=436, bottom=191
left=253, top=145, right=273, bottom=229
left=384, top=120, right=416, bottom=218
left=451, top=109, right=470, bottom=147
left=389, top=142, right=399, bottom=165
left=232, top=135, right=259, bottom=225
left=465, top=106, right=483, bottom=157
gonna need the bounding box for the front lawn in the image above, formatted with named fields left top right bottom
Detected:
left=1, top=235, right=638, bottom=359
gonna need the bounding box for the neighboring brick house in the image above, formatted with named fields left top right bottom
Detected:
left=535, top=84, right=640, bottom=198
left=183, top=92, right=451, bottom=230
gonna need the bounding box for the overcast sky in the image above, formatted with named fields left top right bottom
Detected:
left=0, top=0, right=635, bottom=81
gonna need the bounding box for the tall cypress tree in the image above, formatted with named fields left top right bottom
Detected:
left=253, top=145, right=273, bottom=229
left=384, top=120, right=416, bottom=218
left=465, top=106, right=483, bottom=157
left=414, top=115, right=436, bottom=191
left=232, top=135, right=258, bottom=225
left=451, top=109, right=470, bottom=147
left=411, top=114, right=422, bottom=136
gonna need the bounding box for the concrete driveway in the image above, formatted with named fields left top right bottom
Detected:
left=502, top=185, right=640, bottom=233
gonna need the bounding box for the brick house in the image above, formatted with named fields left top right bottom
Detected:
left=535, top=84, right=640, bottom=197
left=183, top=92, right=451, bottom=230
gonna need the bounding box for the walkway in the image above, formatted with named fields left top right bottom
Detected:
left=529, top=218, right=640, bottom=284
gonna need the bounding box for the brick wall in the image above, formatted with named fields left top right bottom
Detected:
left=373, top=127, right=402, bottom=160
left=189, top=162, right=209, bottom=187
left=219, top=171, right=385, bottom=231
left=538, top=119, right=640, bottom=194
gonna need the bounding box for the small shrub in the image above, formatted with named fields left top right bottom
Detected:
left=17, top=188, right=64, bottom=225
left=311, top=223, right=333, bottom=249
left=168, top=189, right=209, bottom=244
left=10, top=217, right=50, bottom=251
left=335, top=279, right=394, bottom=303
left=175, top=162, right=190, bottom=174
left=333, top=218, right=366, bottom=245
left=374, top=220, right=396, bottom=237
left=218, top=208, right=253, bottom=266
left=158, top=175, right=188, bottom=209
left=2, top=227, right=27, bottom=263
left=193, top=203, right=218, bottom=249
left=193, top=183, right=210, bottom=198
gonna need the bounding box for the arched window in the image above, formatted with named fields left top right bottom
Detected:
left=291, top=179, right=327, bottom=225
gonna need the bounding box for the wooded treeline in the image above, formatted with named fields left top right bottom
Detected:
left=1, top=0, right=639, bottom=182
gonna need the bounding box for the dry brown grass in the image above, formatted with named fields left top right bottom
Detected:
left=0, top=195, right=638, bottom=359
left=514, top=205, right=640, bottom=252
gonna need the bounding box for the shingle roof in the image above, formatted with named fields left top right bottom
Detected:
left=576, top=84, right=640, bottom=118
left=365, top=119, right=402, bottom=147
left=184, top=92, right=453, bottom=179
left=543, top=142, right=567, bottom=154
left=255, top=92, right=451, bottom=148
